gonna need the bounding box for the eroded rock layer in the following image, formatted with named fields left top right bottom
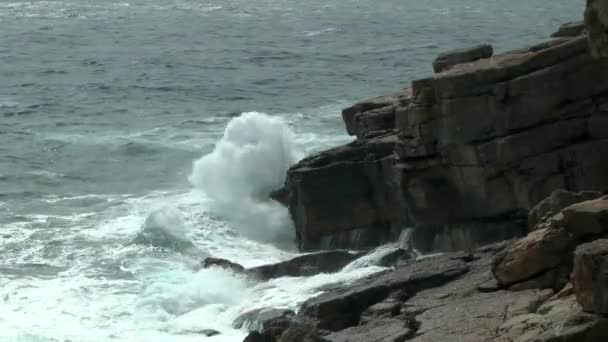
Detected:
left=278, top=27, right=608, bottom=252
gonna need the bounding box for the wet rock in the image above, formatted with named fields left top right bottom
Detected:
left=528, top=189, right=602, bottom=229
left=432, top=44, right=493, bottom=73
left=586, top=0, right=608, bottom=58
left=298, top=255, right=468, bottom=331
left=572, top=239, right=608, bottom=315
left=247, top=250, right=363, bottom=280
left=198, top=329, right=220, bottom=337
left=551, top=21, right=586, bottom=38
left=492, top=228, right=575, bottom=287
left=233, top=308, right=295, bottom=331
left=562, top=197, right=608, bottom=239
left=243, top=331, right=275, bottom=342
left=282, top=133, right=404, bottom=251
left=201, top=257, right=246, bottom=274
left=278, top=321, right=329, bottom=342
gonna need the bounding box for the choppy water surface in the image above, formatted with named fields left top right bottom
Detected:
left=0, top=1, right=583, bottom=341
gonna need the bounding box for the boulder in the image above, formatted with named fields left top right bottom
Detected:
left=201, top=257, right=246, bottom=274
left=247, top=250, right=363, bottom=280
left=492, top=228, right=575, bottom=287
left=341, top=90, right=410, bottom=137
left=572, top=239, right=608, bottom=315
left=528, top=190, right=602, bottom=229
left=432, top=44, right=493, bottom=73
left=233, top=308, right=295, bottom=331
left=562, top=197, right=608, bottom=239
left=551, top=21, right=586, bottom=38
left=586, top=0, right=608, bottom=58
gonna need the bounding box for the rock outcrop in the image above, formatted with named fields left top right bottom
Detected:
left=572, top=239, right=608, bottom=315
left=241, top=243, right=608, bottom=342
left=201, top=250, right=362, bottom=280
left=431, top=44, right=493, bottom=73
left=275, top=23, right=608, bottom=253
left=586, top=0, right=608, bottom=58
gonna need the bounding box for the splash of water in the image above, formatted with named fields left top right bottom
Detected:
left=189, top=112, right=300, bottom=247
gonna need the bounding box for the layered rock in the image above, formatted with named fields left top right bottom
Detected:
left=276, top=25, right=608, bottom=252
left=242, top=244, right=608, bottom=342
left=493, top=195, right=608, bottom=290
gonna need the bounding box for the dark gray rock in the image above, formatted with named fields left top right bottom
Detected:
left=233, top=308, right=295, bottom=331
left=551, top=21, right=586, bottom=37
left=572, top=239, right=608, bottom=315
left=432, top=44, right=493, bottom=73
left=248, top=250, right=363, bottom=280
left=201, top=257, right=246, bottom=274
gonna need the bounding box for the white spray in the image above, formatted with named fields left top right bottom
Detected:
left=189, top=112, right=301, bottom=247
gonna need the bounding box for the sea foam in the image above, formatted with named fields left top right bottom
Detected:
left=189, top=112, right=300, bottom=248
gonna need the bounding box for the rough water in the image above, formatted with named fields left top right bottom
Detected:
left=0, top=1, right=583, bottom=341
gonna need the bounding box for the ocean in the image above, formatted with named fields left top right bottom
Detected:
left=0, top=0, right=583, bottom=341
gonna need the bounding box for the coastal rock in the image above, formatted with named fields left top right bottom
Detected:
left=528, top=189, right=602, bottom=229
left=201, top=257, right=246, bottom=274
left=432, top=44, right=493, bottom=73
left=247, top=250, right=363, bottom=280
left=572, top=239, right=608, bottom=315
left=586, top=0, right=608, bottom=58
left=341, top=90, right=411, bottom=138
left=562, top=197, right=608, bottom=239
left=280, top=30, right=608, bottom=253
left=551, top=21, right=586, bottom=38
left=243, top=245, right=608, bottom=342
left=282, top=133, right=404, bottom=250
left=234, top=308, right=295, bottom=332
left=492, top=228, right=574, bottom=287
left=298, top=254, right=469, bottom=331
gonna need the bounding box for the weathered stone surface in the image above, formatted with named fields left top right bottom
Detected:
left=562, top=197, right=608, bottom=239
left=586, top=0, right=608, bottom=58
left=298, top=254, right=468, bottom=331
left=283, top=133, right=404, bottom=250
left=324, top=317, right=413, bottom=342
left=492, top=228, right=575, bottom=287
left=528, top=189, right=603, bottom=229
left=248, top=250, right=363, bottom=280
left=572, top=239, right=608, bottom=315
left=279, top=25, right=608, bottom=253
left=551, top=21, right=586, bottom=38
left=432, top=44, right=493, bottom=73
left=341, top=90, right=411, bottom=137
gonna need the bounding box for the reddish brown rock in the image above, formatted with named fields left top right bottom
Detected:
left=528, top=190, right=603, bottom=229
left=572, top=239, right=608, bottom=315
left=492, top=228, right=575, bottom=287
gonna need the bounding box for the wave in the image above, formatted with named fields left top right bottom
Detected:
left=189, top=112, right=301, bottom=248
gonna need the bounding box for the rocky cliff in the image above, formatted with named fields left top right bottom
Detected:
left=276, top=21, right=608, bottom=252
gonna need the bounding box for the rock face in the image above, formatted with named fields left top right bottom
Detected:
left=572, top=239, right=608, bottom=315
left=552, top=21, right=586, bottom=38
left=432, top=44, right=493, bottom=73
left=277, top=25, right=608, bottom=252
left=282, top=133, right=406, bottom=250
left=586, top=0, right=608, bottom=58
